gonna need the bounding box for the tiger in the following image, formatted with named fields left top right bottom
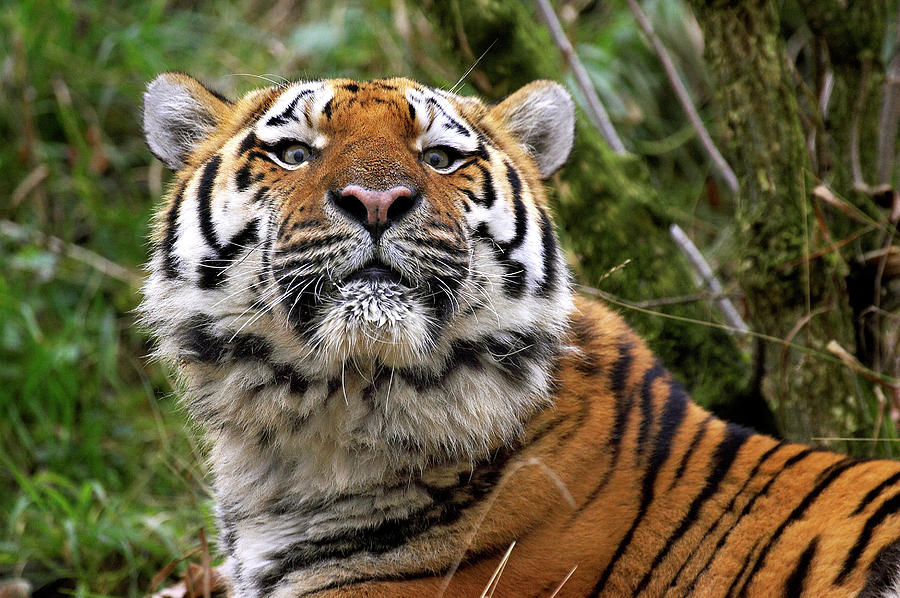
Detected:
left=139, top=72, right=900, bottom=598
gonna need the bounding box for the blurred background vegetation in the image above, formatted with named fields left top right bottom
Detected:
left=3, top=0, right=900, bottom=595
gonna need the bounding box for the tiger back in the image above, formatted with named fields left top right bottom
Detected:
left=140, top=73, right=900, bottom=597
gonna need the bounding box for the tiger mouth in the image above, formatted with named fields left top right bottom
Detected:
left=343, top=262, right=408, bottom=287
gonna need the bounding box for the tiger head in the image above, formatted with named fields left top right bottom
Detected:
left=140, top=74, right=576, bottom=484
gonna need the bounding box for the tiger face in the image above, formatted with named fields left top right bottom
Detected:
left=142, top=75, right=574, bottom=371
left=140, top=75, right=576, bottom=496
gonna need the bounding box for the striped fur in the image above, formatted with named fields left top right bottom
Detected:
left=140, top=74, right=900, bottom=597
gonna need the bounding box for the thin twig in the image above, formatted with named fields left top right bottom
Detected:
left=625, top=0, right=739, bottom=193
left=580, top=283, right=900, bottom=387
left=877, top=2, right=900, bottom=185
left=532, top=0, right=627, bottom=154
left=827, top=339, right=900, bottom=390
left=0, top=219, right=143, bottom=287
left=633, top=292, right=721, bottom=308
left=669, top=224, right=748, bottom=335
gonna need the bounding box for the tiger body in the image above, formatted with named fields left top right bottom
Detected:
left=140, top=73, right=900, bottom=597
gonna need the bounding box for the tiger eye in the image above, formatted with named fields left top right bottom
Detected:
left=423, top=148, right=451, bottom=170
left=281, top=143, right=311, bottom=166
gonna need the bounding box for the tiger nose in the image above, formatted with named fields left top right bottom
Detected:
left=335, top=185, right=416, bottom=229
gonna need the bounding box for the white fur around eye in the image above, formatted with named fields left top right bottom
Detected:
left=266, top=151, right=308, bottom=171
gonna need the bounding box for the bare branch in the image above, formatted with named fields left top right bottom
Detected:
left=626, top=0, right=739, bottom=193
left=532, top=0, right=627, bottom=154
left=669, top=224, right=749, bottom=335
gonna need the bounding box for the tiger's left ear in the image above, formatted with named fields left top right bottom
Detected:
left=142, top=72, right=231, bottom=169
left=489, top=80, right=575, bottom=179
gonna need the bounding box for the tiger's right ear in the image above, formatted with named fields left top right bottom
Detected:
left=142, top=72, right=230, bottom=169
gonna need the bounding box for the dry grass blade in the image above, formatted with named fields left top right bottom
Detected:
left=10, top=164, right=48, bottom=207
left=812, top=185, right=872, bottom=224
left=148, top=546, right=201, bottom=597
left=199, top=527, right=212, bottom=598
left=546, top=565, right=578, bottom=598
left=826, top=340, right=900, bottom=390
left=479, top=541, right=516, bottom=598
left=436, top=457, right=575, bottom=597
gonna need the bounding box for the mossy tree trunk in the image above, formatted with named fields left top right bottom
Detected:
left=690, top=0, right=897, bottom=448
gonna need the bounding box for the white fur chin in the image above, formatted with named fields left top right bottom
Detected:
left=311, top=280, right=434, bottom=367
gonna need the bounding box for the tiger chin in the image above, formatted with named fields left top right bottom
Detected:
left=140, top=72, right=900, bottom=598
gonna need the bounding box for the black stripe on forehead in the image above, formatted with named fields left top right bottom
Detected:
left=266, top=89, right=315, bottom=128
left=425, top=97, right=471, bottom=137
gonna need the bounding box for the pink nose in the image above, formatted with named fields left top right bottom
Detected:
left=339, top=185, right=414, bottom=227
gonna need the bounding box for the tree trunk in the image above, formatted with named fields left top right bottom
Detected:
left=690, top=0, right=895, bottom=449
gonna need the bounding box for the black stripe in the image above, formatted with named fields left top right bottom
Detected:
left=253, top=186, right=269, bottom=203
left=266, top=89, right=313, bottom=127
left=235, top=164, right=253, bottom=192
left=425, top=97, right=470, bottom=136
left=535, top=208, right=559, bottom=298
left=238, top=131, right=258, bottom=155
left=197, top=154, right=223, bottom=250
left=634, top=422, right=752, bottom=594
left=270, top=363, right=310, bottom=395
left=501, top=260, right=527, bottom=297
left=683, top=446, right=812, bottom=594
left=572, top=343, right=636, bottom=517
left=837, top=489, right=900, bottom=584
left=611, top=341, right=633, bottom=394
left=852, top=470, right=900, bottom=516
left=725, top=542, right=760, bottom=598
left=505, top=162, right=522, bottom=200
left=784, top=537, right=818, bottom=597
left=669, top=415, right=713, bottom=491
left=398, top=329, right=554, bottom=392
left=255, top=449, right=513, bottom=594
left=407, top=100, right=416, bottom=122
left=477, top=165, right=497, bottom=207
left=636, top=361, right=665, bottom=459
left=322, top=98, right=334, bottom=119
left=161, top=184, right=185, bottom=278
left=735, top=458, right=862, bottom=596
left=476, top=168, right=529, bottom=297
left=176, top=315, right=276, bottom=365
left=502, top=193, right=528, bottom=252
left=670, top=440, right=786, bottom=589
left=589, top=377, right=688, bottom=595
left=472, top=222, right=527, bottom=298
left=276, top=270, right=326, bottom=334
left=197, top=219, right=259, bottom=289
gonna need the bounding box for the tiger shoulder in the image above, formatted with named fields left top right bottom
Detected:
left=139, top=72, right=900, bottom=597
